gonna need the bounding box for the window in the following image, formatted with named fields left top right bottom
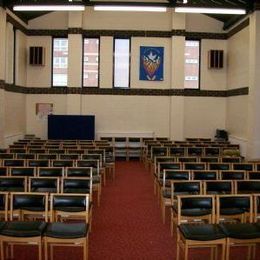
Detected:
left=184, top=40, right=200, bottom=89
left=114, top=38, right=130, bottom=88
left=52, top=38, right=68, bottom=87
left=83, top=38, right=99, bottom=87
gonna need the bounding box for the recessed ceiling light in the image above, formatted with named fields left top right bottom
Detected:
left=175, top=7, right=246, bottom=15
left=13, top=5, right=85, bottom=11
left=94, top=5, right=167, bottom=12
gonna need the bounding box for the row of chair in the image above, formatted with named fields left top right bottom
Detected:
left=177, top=222, right=260, bottom=260
left=160, top=180, right=260, bottom=223
left=155, top=162, right=257, bottom=173
left=173, top=193, right=260, bottom=259
left=0, top=192, right=90, bottom=260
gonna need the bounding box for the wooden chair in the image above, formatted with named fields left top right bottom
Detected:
left=220, top=170, right=246, bottom=180
left=38, top=167, right=64, bottom=178
left=29, top=177, right=60, bottom=193
left=37, top=154, right=57, bottom=160
left=171, top=194, right=215, bottom=236
left=0, top=177, right=27, bottom=192
left=220, top=223, right=260, bottom=260
left=183, top=162, right=206, bottom=171
left=168, top=181, right=202, bottom=225
left=52, top=160, right=74, bottom=167
left=203, top=180, right=234, bottom=195
left=192, top=170, right=218, bottom=181
left=9, top=167, right=36, bottom=177
left=216, top=194, right=253, bottom=224
left=235, top=180, right=260, bottom=194
left=62, top=177, right=93, bottom=229
left=27, top=159, right=50, bottom=168
left=177, top=223, right=226, bottom=260
left=44, top=194, right=90, bottom=260
left=0, top=192, right=48, bottom=260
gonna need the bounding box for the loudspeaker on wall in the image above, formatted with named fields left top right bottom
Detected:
left=29, top=46, right=45, bottom=66
left=208, top=50, right=224, bottom=69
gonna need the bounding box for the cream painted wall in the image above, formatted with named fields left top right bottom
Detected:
left=28, top=12, right=68, bottom=29
left=200, top=39, right=227, bottom=90
left=68, top=34, right=82, bottom=87
left=183, top=97, right=226, bottom=138
left=15, top=30, right=27, bottom=86
left=26, top=95, right=67, bottom=139
left=0, top=8, right=6, bottom=81
left=83, top=7, right=172, bottom=30
left=5, top=22, right=14, bottom=84
left=170, top=96, right=184, bottom=140
left=227, top=27, right=249, bottom=89
left=226, top=95, right=248, bottom=139
left=131, top=37, right=171, bottom=88
left=186, top=14, right=224, bottom=33
left=26, top=36, right=52, bottom=87
left=4, top=91, right=26, bottom=139
left=0, top=89, right=5, bottom=146
left=100, top=36, right=113, bottom=88
left=171, top=36, right=185, bottom=89
left=80, top=95, right=171, bottom=138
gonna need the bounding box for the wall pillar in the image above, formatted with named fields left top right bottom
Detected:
left=247, top=11, right=260, bottom=159
left=67, top=12, right=83, bottom=114
left=169, top=11, right=186, bottom=140
left=0, top=8, right=6, bottom=147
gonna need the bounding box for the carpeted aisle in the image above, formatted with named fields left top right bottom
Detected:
left=89, top=161, right=175, bottom=259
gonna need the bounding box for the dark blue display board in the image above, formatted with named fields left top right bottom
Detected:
left=48, top=115, right=95, bottom=140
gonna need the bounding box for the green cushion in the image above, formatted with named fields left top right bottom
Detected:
left=0, top=221, right=46, bottom=237
left=179, top=224, right=226, bottom=241
left=44, top=222, right=88, bottom=239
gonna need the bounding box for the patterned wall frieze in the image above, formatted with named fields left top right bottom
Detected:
left=183, top=89, right=227, bottom=97
left=1, top=81, right=249, bottom=98
left=226, top=87, right=249, bottom=97
left=185, top=32, right=227, bottom=40
left=68, top=28, right=83, bottom=34
left=27, top=30, right=68, bottom=37
left=171, top=30, right=186, bottom=36
left=4, top=83, right=27, bottom=94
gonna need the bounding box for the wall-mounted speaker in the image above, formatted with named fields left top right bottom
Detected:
left=29, top=46, right=45, bottom=66
left=208, top=49, right=224, bottom=69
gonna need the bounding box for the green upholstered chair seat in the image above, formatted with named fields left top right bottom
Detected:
left=181, top=208, right=212, bottom=217
left=44, top=222, right=88, bottom=239
left=54, top=207, right=86, bottom=212
left=220, top=208, right=248, bottom=215
left=0, top=221, right=46, bottom=237
left=31, top=188, right=57, bottom=193
left=179, top=224, right=226, bottom=241
left=18, top=206, right=45, bottom=212
left=220, top=223, right=260, bottom=239
left=63, top=188, right=90, bottom=194
left=0, top=187, right=24, bottom=192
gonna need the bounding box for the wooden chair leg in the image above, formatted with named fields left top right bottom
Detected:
left=1, top=240, right=4, bottom=260
left=39, top=242, right=42, bottom=260
left=44, top=240, right=48, bottom=260
left=184, top=243, right=188, bottom=260
left=161, top=203, right=165, bottom=224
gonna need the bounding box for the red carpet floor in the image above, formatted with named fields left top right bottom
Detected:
left=89, top=161, right=175, bottom=260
